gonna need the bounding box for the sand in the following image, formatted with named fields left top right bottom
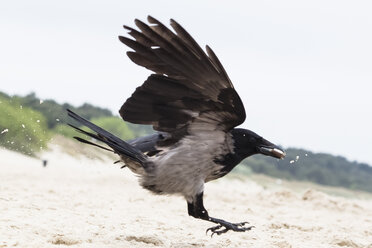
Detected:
left=1, top=143, right=372, bottom=248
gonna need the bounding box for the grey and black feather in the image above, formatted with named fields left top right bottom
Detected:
left=119, top=16, right=246, bottom=142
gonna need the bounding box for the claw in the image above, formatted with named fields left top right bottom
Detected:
left=206, top=221, right=254, bottom=237
left=206, top=224, right=222, bottom=236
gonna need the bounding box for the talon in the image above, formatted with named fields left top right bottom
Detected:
left=206, top=224, right=222, bottom=236
left=206, top=221, right=253, bottom=236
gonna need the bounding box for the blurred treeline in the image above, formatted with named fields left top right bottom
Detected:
left=241, top=149, right=372, bottom=192
left=1, top=91, right=371, bottom=192
left=0, top=91, right=151, bottom=155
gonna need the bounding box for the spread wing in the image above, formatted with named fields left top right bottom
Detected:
left=119, top=16, right=246, bottom=141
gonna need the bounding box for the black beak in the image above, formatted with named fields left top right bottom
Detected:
left=257, top=139, right=286, bottom=159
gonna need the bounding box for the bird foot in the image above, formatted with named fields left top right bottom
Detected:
left=206, top=221, right=254, bottom=236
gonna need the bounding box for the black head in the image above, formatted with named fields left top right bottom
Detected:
left=231, top=128, right=285, bottom=160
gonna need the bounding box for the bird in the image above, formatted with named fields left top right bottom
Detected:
left=67, top=16, right=286, bottom=236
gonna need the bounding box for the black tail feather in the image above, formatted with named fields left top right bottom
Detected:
left=67, top=109, right=147, bottom=164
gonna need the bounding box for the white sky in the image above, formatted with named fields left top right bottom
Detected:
left=1, top=0, right=371, bottom=165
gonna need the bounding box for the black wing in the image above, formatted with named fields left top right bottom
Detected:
left=119, top=16, right=246, bottom=140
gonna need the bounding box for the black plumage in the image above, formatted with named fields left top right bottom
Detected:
left=68, top=16, right=285, bottom=235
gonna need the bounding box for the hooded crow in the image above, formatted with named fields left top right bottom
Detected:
left=68, top=16, right=285, bottom=236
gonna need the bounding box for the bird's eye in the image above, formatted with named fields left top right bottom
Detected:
left=243, top=134, right=246, bottom=137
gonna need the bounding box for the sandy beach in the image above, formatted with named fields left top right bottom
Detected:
left=1, top=140, right=372, bottom=248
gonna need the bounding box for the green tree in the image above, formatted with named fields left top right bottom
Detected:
left=54, top=116, right=134, bottom=141
left=0, top=96, right=50, bottom=156
left=241, top=148, right=372, bottom=192
left=89, top=116, right=134, bottom=140
left=13, top=92, right=113, bottom=129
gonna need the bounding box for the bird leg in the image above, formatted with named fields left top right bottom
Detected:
left=187, top=192, right=254, bottom=236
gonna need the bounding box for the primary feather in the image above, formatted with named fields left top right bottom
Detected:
left=119, top=16, right=246, bottom=144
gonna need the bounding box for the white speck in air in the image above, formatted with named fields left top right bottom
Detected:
left=1, top=129, right=9, bottom=134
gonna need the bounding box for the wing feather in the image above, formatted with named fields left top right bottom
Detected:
left=119, top=16, right=246, bottom=140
